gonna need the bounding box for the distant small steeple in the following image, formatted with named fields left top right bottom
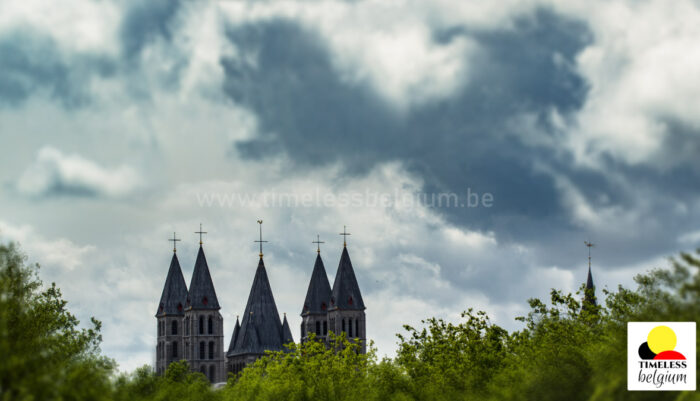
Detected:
left=583, top=241, right=597, bottom=307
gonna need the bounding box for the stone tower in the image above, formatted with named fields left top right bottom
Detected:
left=328, top=244, right=366, bottom=353
left=300, top=252, right=332, bottom=343
left=183, top=245, right=225, bottom=382
left=226, top=256, right=291, bottom=374
left=155, top=250, right=188, bottom=374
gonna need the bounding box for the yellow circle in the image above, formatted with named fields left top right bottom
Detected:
left=647, top=326, right=676, bottom=354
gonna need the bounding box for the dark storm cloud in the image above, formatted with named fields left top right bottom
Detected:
left=219, top=9, right=700, bottom=288
left=221, top=14, right=587, bottom=232
left=0, top=31, right=115, bottom=107
left=119, top=0, right=182, bottom=60
left=0, top=0, right=185, bottom=109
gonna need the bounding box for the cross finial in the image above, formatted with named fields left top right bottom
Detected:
left=312, top=234, right=324, bottom=254
left=254, top=220, right=268, bottom=259
left=195, top=223, right=207, bottom=246
left=168, top=232, right=181, bottom=253
left=339, top=225, right=351, bottom=247
left=584, top=240, right=595, bottom=270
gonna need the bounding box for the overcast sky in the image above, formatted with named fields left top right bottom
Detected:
left=2, top=0, right=700, bottom=372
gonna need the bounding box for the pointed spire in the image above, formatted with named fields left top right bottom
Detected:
left=330, top=246, right=365, bottom=311
left=228, top=258, right=285, bottom=356
left=301, top=253, right=332, bottom=315
left=281, top=313, right=294, bottom=346
left=583, top=241, right=597, bottom=307
left=187, top=246, right=220, bottom=310
left=156, top=253, right=188, bottom=316
left=227, top=316, right=241, bottom=354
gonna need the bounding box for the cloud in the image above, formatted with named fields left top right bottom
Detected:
left=219, top=12, right=590, bottom=244
left=555, top=0, right=700, bottom=170
left=0, top=220, right=95, bottom=271
left=0, top=30, right=115, bottom=107
left=16, top=147, right=144, bottom=199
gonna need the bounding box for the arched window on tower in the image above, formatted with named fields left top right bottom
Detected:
left=171, top=320, right=178, bottom=335
left=323, top=320, right=328, bottom=335
left=356, top=319, right=359, bottom=337
left=172, top=341, right=178, bottom=359
left=199, top=341, right=205, bottom=359
left=199, top=316, right=204, bottom=334
left=208, top=341, right=214, bottom=359
left=301, top=322, right=305, bottom=338
left=349, top=319, right=353, bottom=337
left=208, top=316, right=213, bottom=334
left=315, top=321, right=320, bottom=335
left=209, top=365, right=216, bottom=382
left=342, top=319, right=346, bottom=333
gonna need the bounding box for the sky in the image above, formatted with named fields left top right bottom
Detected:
left=1, top=0, right=700, bottom=372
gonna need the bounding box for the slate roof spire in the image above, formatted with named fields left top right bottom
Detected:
left=583, top=241, right=596, bottom=307
left=227, top=316, right=241, bottom=354
left=330, top=244, right=365, bottom=311
left=281, top=313, right=293, bottom=346
left=187, top=241, right=221, bottom=310
left=301, top=253, right=332, bottom=315
left=156, top=252, right=188, bottom=317
left=227, top=256, right=285, bottom=356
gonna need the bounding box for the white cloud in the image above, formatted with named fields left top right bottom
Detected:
left=218, top=0, right=482, bottom=110
left=549, top=0, right=700, bottom=168
left=0, top=220, right=95, bottom=271
left=0, top=0, right=122, bottom=55
left=16, top=146, right=144, bottom=198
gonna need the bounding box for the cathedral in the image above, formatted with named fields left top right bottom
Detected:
left=155, top=224, right=366, bottom=383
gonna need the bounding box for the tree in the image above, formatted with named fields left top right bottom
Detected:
left=0, top=242, right=115, bottom=401
left=222, top=333, right=379, bottom=401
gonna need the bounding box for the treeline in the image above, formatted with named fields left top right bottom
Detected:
left=1, top=241, right=699, bottom=401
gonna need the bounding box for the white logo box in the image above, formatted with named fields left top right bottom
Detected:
left=628, top=322, right=696, bottom=391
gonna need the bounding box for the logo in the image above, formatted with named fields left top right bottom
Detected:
left=628, top=322, right=696, bottom=391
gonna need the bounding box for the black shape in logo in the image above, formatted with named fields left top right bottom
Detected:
left=638, top=341, right=657, bottom=360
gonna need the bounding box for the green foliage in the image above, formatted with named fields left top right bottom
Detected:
left=2, top=239, right=700, bottom=401
left=0, top=242, right=115, bottom=401
left=396, top=310, right=508, bottom=400
left=221, top=333, right=379, bottom=401
left=113, top=361, right=220, bottom=401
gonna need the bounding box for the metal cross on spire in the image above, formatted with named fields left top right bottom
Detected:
left=584, top=240, right=595, bottom=270
left=195, top=223, right=207, bottom=246
left=168, top=232, right=181, bottom=253
left=254, top=220, right=268, bottom=259
left=312, top=234, right=324, bottom=254
left=339, top=225, right=351, bottom=247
